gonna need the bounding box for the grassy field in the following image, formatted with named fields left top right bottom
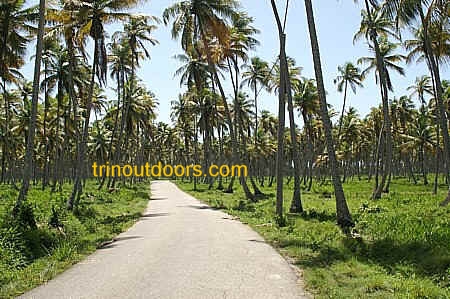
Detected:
left=0, top=181, right=150, bottom=298
left=176, top=177, right=450, bottom=298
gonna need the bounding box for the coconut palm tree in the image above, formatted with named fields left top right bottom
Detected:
left=304, top=0, right=353, bottom=229
left=269, top=0, right=294, bottom=219
left=108, top=15, right=158, bottom=188
left=218, top=11, right=259, bottom=196
left=67, top=0, right=141, bottom=209
left=408, top=76, right=433, bottom=106
left=334, top=62, right=364, bottom=142
left=357, top=36, right=406, bottom=198
left=164, top=0, right=244, bottom=196
left=353, top=1, right=399, bottom=199
left=96, top=38, right=131, bottom=190
left=241, top=57, right=270, bottom=145
left=15, top=0, right=45, bottom=214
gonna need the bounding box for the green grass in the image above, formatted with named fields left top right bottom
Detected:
left=0, top=181, right=150, bottom=298
left=176, top=177, right=450, bottom=298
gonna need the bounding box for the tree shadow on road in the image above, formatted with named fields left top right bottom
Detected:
left=98, top=235, right=143, bottom=249
left=140, top=212, right=170, bottom=218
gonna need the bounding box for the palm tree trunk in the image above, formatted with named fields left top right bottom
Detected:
left=304, top=0, right=353, bottom=229
left=434, top=124, right=440, bottom=194
left=362, top=0, right=392, bottom=198
left=302, top=111, right=315, bottom=191
left=420, top=144, right=428, bottom=185
left=270, top=0, right=286, bottom=221
left=193, top=114, right=198, bottom=191
left=15, top=0, right=46, bottom=214
left=254, top=83, right=258, bottom=145
left=42, top=61, right=50, bottom=189
left=405, top=154, right=417, bottom=185
left=337, top=80, right=348, bottom=145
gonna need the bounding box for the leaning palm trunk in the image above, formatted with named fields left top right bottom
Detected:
left=304, top=0, right=353, bottom=229
left=15, top=0, right=46, bottom=213
left=227, top=57, right=255, bottom=199
left=337, top=80, right=348, bottom=147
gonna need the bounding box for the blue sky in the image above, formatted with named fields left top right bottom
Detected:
left=23, top=0, right=449, bottom=125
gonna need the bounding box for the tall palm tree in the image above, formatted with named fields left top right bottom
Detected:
left=270, top=0, right=291, bottom=219
left=163, top=0, right=241, bottom=190
left=108, top=15, right=158, bottom=188
left=15, top=0, right=45, bottom=214
left=97, top=38, right=131, bottom=189
left=241, top=57, right=269, bottom=144
left=304, top=0, right=353, bottom=229
left=357, top=37, right=405, bottom=197
left=334, top=62, right=364, bottom=141
left=68, top=0, right=140, bottom=209
left=215, top=10, right=259, bottom=196
left=354, top=1, right=399, bottom=199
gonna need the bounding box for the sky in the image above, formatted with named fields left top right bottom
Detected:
left=23, top=0, right=449, bottom=125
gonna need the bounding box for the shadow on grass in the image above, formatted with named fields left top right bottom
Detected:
left=134, top=191, right=150, bottom=199
left=293, top=209, right=336, bottom=223
left=281, top=236, right=450, bottom=281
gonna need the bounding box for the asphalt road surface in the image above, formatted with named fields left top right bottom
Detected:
left=20, top=181, right=308, bottom=299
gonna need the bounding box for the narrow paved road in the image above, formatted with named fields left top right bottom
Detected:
left=21, top=181, right=308, bottom=299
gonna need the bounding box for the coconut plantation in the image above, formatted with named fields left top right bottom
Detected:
left=0, top=0, right=449, bottom=298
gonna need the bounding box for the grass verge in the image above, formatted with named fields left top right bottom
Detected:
left=176, top=178, right=450, bottom=298
left=0, top=181, right=150, bottom=298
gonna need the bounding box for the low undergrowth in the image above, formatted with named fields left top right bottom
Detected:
left=0, top=181, right=149, bottom=298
